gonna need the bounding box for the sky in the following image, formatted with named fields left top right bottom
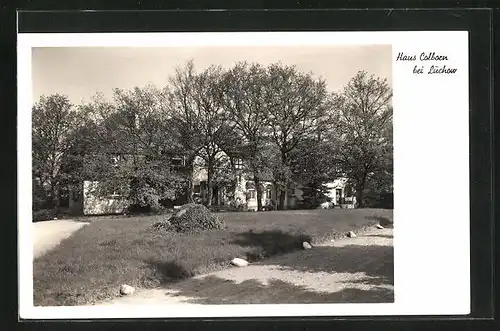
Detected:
left=32, top=45, right=392, bottom=105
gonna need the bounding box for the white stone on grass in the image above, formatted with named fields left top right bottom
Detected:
left=347, top=231, right=357, bottom=238
left=320, top=201, right=330, bottom=209
left=120, top=284, right=135, bottom=295
left=302, top=241, right=312, bottom=249
left=175, top=209, right=187, bottom=218
left=231, top=258, right=249, bottom=267
left=375, top=224, right=384, bottom=229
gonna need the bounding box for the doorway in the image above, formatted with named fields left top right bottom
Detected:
left=336, top=189, right=342, bottom=204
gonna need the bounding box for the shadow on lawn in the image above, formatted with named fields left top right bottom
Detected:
left=264, top=244, right=394, bottom=285
left=365, top=234, right=394, bottom=239
left=153, top=241, right=394, bottom=304
left=144, top=259, right=194, bottom=284
left=230, top=230, right=312, bottom=262
left=142, top=231, right=314, bottom=284
left=365, top=215, right=394, bottom=228
left=163, top=276, right=394, bottom=304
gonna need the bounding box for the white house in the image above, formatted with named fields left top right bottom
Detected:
left=69, top=151, right=355, bottom=215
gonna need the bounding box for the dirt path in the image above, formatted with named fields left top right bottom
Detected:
left=33, top=220, right=88, bottom=259
left=101, top=227, right=394, bottom=305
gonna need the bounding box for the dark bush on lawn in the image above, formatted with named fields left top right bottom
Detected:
left=33, top=209, right=57, bottom=222
left=156, top=203, right=226, bottom=233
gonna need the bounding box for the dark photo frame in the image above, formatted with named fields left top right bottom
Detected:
left=3, top=4, right=496, bottom=331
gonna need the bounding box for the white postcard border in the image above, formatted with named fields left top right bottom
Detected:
left=18, top=31, right=470, bottom=319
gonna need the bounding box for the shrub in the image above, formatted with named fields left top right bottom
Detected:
left=152, top=219, right=174, bottom=231
left=127, top=203, right=165, bottom=215
left=378, top=216, right=394, bottom=227
left=364, top=191, right=394, bottom=209
left=160, top=203, right=226, bottom=233
left=33, top=209, right=57, bottom=222
left=297, top=184, right=331, bottom=209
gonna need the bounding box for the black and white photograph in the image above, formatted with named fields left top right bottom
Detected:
left=17, top=31, right=470, bottom=319
left=30, top=43, right=394, bottom=306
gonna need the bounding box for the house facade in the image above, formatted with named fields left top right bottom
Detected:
left=69, top=152, right=355, bottom=215
left=324, top=178, right=356, bottom=209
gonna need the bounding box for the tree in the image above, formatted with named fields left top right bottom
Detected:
left=32, top=94, right=83, bottom=209
left=211, top=125, right=245, bottom=204
left=192, top=64, right=235, bottom=206
left=332, top=71, right=393, bottom=208
left=81, top=86, right=185, bottom=211
left=59, top=108, right=101, bottom=212
left=222, top=62, right=271, bottom=211
left=289, top=136, right=337, bottom=208
left=265, top=63, right=331, bottom=209
left=167, top=60, right=204, bottom=203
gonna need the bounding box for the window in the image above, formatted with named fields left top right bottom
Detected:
left=234, top=157, right=243, bottom=170
left=265, top=189, right=272, bottom=200
left=104, top=185, right=123, bottom=199
left=248, top=189, right=256, bottom=199
left=194, top=185, right=201, bottom=194
left=111, top=154, right=121, bottom=168
left=109, top=191, right=122, bottom=199
left=170, top=157, right=185, bottom=172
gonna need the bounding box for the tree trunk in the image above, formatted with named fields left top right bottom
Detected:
left=278, top=187, right=286, bottom=210
left=254, top=174, right=262, bottom=211
left=279, top=150, right=288, bottom=210
left=129, top=176, right=140, bottom=207
left=355, top=179, right=366, bottom=208
left=186, top=156, right=195, bottom=203
left=232, top=176, right=238, bottom=201
left=207, top=164, right=213, bottom=207
left=272, top=181, right=278, bottom=210
left=50, top=181, right=59, bottom=209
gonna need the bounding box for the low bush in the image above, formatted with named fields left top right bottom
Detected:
left=127, top=203, right=166, bottom=215
left=33, top=209, right=57, bottom=222
left=159, top=203, right=226, bottom=233
left=297, top=184, right=331, bottom=210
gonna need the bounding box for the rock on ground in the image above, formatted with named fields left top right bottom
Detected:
left=175, top=209, right=187, bottom=218
left=302, top=241, right=312, bottom=249
left=120, top=284, right=135, bottom=295
left=347, top=231, right=357, bottom=238
left=231, top=258, right=249, bottom=267
left=319, top=202, right=330, bottom=209
left=375, top=224, right=384, bottom=229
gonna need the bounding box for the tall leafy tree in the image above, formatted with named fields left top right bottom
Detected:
left=167, top=60, right=204, bottom=203
left=332, top=71, right=393, bottom=208
left=288, top=137, right=338, bottom=208
left=265, top=63, right=331, bottom=209
left=222, top=62, right=271, bottom=210
left=192, top=65, right=234, bottom=206
left=81, top=86, right=184, bottom=211
left=32, top=94, right=83, bottom=209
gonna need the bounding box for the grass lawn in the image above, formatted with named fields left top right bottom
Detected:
left=33, top=208, right=393, bottom=306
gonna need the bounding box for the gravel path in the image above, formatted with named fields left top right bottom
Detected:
left=101, top=227, right=394, bottom=305
left=33, top=220, right=88, bottom=259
